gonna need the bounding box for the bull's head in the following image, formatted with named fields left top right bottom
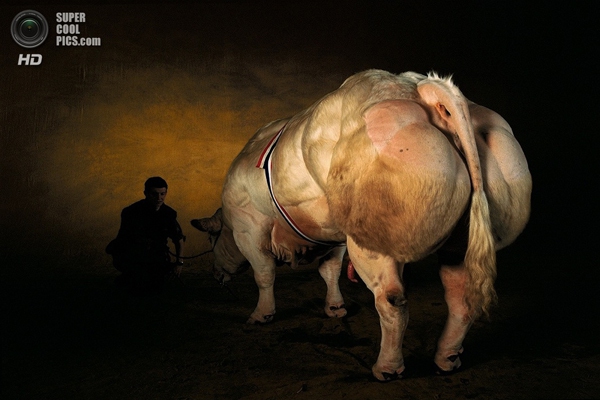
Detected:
left=191, top=208, right=249, bottom=284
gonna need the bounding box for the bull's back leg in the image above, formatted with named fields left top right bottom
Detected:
left=347, top=236, right=407, bottom=381
left=435, top=262, right=473, bottom=372
left=318, top=245, right=347, bottom=318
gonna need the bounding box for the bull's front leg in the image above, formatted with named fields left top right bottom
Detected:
left=435, top=262, right=473, bottom=372
left=347, top=236, right=408, bottom=381
left=318, top=245, right=347, bottom=318
left=248, top=260, right=277, bottom=324
left=231, top=229, right=278, bottom=324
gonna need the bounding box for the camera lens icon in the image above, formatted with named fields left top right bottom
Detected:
left=11, top=10, right=48, bottom=48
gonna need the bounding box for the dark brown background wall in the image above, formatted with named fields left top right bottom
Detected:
left=2, top=1, right=596, bottom=272
left=1, top=0, right=598, bottom=386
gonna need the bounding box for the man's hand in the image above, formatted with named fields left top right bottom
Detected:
left=173, top=264, right=183, bottom=276
left=174, top=261, right=184, bottom=276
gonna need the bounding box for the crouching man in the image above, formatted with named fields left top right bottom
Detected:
left=106, top=176, right=185, bottom=295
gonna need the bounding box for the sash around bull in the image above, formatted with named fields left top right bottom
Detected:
left=192, top=69, right=532, bottom=381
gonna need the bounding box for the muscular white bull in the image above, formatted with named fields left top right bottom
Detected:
left=192, top=69, right=531, bottom=380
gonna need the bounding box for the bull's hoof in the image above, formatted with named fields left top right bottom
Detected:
left=326, top=304, right=347, bottom=318
left=434, top=348, right=463, bottom=374
left=372, top=364, right=405, bottom=382
left=372, top=370, right=403, bottom=382
left=246, top=313, right=275, bottom=324
left=433, top=358, right=462, bottom=376
left=381, top=371, right=401, bottom=381
left=434, top=364, right=460, bottom=376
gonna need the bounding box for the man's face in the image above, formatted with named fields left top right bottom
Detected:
left=144, top=187, right=167, bottom=210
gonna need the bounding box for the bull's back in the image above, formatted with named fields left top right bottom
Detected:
left=222, top=119, right=289, bottom=221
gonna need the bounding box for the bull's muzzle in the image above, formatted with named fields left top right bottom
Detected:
left=212, top=265, right=232, bottom=284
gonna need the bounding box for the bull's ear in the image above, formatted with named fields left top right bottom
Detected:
left=191, top=219, right=209, bottom=232
left=191, top=218, right=222, bottom=233
left=190, top=209, right=223, bottom=233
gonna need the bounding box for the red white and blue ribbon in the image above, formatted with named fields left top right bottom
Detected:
left=256, top=126, right=341, bottom=247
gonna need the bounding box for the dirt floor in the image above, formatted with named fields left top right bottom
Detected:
left=1, top=1, right=599, bottom=399
left=2, top=245, right=600, bottom=399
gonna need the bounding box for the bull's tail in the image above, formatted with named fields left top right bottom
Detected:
left=417, top=74, right=497, bottom=318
